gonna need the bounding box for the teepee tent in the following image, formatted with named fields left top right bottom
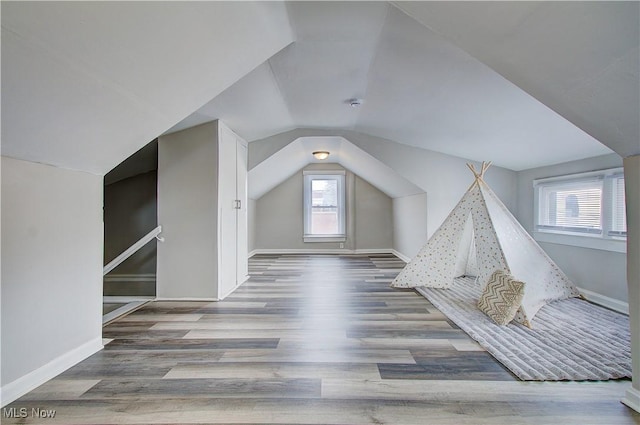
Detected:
left=392, top=162, right=579, bottom=326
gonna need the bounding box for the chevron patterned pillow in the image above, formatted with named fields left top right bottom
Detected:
left=478, top=270, right=526, bottom=326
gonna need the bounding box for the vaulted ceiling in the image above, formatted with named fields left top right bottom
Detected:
left=248, top=135, right=423, bottom=200
left=1, top=2, right=293, bottom=174
left=2, top=2, right=638, bottom=175
left=396, top=1, right=640, bottom=159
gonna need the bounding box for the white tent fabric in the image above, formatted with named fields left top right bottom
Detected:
left=392, top=163, right=579, bottom=326
left=454, top=215, right=477, bottom=278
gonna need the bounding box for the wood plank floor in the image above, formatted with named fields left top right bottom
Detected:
left=5, top=254, right=639, bottom=424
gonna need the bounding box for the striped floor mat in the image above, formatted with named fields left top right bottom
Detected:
left=417, top=277, right=631, bottom=381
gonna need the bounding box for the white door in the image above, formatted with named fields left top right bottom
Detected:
left=236, top=139, right=248, bottom=284
left=218, top=127, right=238, bottom=298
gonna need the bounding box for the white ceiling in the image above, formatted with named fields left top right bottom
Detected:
left=1, top=2, right=293, bottom=174
left=167, top=1, right=629, bottom=171
left=395, top=1, right=640, bottom=158
left=2, top=2, right=636, bottom=176
left=249, top=136, right=423, bottom=199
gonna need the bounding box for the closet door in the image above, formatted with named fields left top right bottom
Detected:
left=218, top=128, right=238, bottom=298
left=236, top=139, right=248, bottom=283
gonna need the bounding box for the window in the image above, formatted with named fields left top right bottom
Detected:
left=533, top=168, right=626, bottom=252
left=303, top=171, right=346, bottom=242
left=609, top=173, right=627, bottom=238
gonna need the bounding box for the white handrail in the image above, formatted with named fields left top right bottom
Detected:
left=104, top=225, right=163, bottom=275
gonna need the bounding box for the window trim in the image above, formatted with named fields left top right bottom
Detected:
left=303, top=170, right=346, bottom=243
left=532, top=167, right=626, bottom=253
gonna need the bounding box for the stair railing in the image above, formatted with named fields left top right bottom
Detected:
left=103, top=225, right=164, bottom=275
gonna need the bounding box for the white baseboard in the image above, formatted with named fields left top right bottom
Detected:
left=353, top=249, right=396, bottom=255
left=250, top=248, right=403, bottom=257
left=391, top=249, right=411, bottom=263
left=154, top=297, right=218, bottom=302
left=250, top=248, right=352, bottom=255
left=217, top=281, right=245, bottom=301
left=577, top=287, right=629, bottom=315
left=0, top=337, right=103, bottom=407
left=218, top=278, right=247, bottom=301
left=103, top=273, right=156, bottom=282
left=622, top=387, right=640, bottom=413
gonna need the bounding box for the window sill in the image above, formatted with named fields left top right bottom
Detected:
left=303, top=236, right=346, bottom=243
left=534, top=231, right=626, bottom=254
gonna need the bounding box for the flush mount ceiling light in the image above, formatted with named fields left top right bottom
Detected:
left=312, top=151, right=330, bottom=160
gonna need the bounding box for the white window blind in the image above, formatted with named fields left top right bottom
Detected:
left=536, top=177, right=603, bottom=235
left=609, top=173, right=627, bottom=238
left=534, top=168, right=626, bottom=243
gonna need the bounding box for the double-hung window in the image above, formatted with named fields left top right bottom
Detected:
left=533, top=167, right=626, bottom=252
left=303, top=170, right=346, bottom=242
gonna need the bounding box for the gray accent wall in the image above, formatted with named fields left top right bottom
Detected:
left=103, top=170, right=157, bottom=296
left=254, top=163, right=393, bottom=251
left=516, top=153, right=627, bottom=302
left=1, top=157, right=103, bottom=388
left=355, top=177, right=393, bottom=249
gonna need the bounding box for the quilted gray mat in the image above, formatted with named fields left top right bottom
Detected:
left=417, top=277, right=631, bottom=381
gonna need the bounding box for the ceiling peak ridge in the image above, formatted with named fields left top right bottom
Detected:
left=266, top=56, right=296, bottom=127
left=355, top=2, right=393, bottom=114
left=249, top=127, right=449, bottom=170
left=248, top=133, right=424, bottom=200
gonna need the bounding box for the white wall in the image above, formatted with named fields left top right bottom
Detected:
left=157, top=123, right=219, bottom=299
left=248, top=198, right=257, bottom=255
left=254, top=163, right=393, bottom=251
left=516, top=153, right=627, bottom=302
left=393, top=193, right=429, bottom=260
left=1, top=157, right=103, bottom=404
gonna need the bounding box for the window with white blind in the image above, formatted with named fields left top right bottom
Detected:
left=609, top=173, right=627, bottom=238
left=533, top=168, right=626, bottom=252
left=303, top=171, right=346, bottom=242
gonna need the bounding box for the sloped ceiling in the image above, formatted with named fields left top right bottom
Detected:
left=249, top=136, right=423, bottom=199
left=169, top=1, right=621, bottom=171
left=394, top=1, right=640, bottom=158
left=2, top=2, right=635, bottom=178
left=1, top=2, right=293, bottom=174
left=104, top=140, right=158, bottom=186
